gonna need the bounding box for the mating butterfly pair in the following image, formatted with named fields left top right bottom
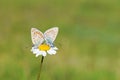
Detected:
left=31, top=27, right=59, bottom=57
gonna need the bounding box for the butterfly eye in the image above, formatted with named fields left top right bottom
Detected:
left=32, top=44, right=35, bottom=47
left=32, top=44, right=38, bottom=49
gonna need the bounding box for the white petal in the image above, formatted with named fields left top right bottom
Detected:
left=41, top=51, right=47, bottom=56
left=35, top=51, right=47, bottom=57
left=52, top=47, right=58, bottom=50
left=47, top=48, right=56, bottom=55
left=36, top=53, right=40, bottom=57
left=35, top=51, right=42, bottom=57
left=31, top=47, right=38, bottom=54
left=31, top=47, right=47, bottom=57
left=31, top=47, right=34, bottom=52
left=33, top=49, right=39, bottom=54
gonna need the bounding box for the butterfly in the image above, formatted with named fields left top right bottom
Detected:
left=31, top=27, right=59, bottom=48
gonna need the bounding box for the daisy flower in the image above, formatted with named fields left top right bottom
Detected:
left=31, top=43, right=58, bottom=57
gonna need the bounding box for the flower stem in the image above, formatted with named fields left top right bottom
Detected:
left=37, top=56, right=44, bottom=80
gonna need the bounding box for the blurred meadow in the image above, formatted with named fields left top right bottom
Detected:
left=0, top=0, right=120, bottom=80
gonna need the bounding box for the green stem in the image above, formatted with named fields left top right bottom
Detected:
left=37, top=56, right=44, bottom=80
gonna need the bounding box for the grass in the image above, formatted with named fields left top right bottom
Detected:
left=0, top=0, right=120, bottom=80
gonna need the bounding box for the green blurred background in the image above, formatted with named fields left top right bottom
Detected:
left=0, top=0, right=120, bottom=80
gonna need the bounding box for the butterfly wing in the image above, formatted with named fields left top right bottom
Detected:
left=31, top=28, right=44, bottom=45
left=44, top=27, right=59, bottom=43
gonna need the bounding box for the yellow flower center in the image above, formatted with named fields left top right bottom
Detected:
left=38, top=44, right=50, bottom=51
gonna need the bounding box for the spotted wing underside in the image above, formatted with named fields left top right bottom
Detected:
left=31, top=28, right=44, bottom=45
